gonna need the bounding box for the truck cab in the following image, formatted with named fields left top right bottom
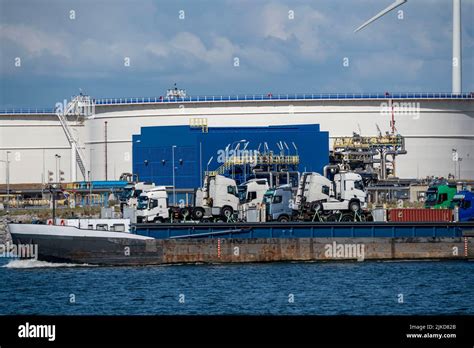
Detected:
left=294, top=172, right=332, bottom=210
left=451, top=190, right=474, bottom=222
left=294, top=171, right=367, bottom=217
left=264, top=185, right=294, bottom=222
left=120, top=182, right=156, bottom=209
left=195, top=174, right=239, bottom=219
left=239, top=179, right=269, bottom=207
left=136, top=186, right=169, bottom=223
left=333, top=172, right=367, bottom=211
left=424, top=184, right=457, bottom=209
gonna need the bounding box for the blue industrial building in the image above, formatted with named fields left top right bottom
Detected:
left=132, top=124, right=329, bottom=188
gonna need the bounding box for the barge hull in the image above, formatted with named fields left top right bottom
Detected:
left=10, top=233, right=474, bottom=266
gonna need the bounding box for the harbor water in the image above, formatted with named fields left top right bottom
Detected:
left=1, top=259, right=473, bottom=315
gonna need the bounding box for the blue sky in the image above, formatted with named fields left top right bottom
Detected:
left=0, top=0, right=473, bottom=108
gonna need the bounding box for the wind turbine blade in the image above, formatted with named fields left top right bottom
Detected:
left=354, top=0, right=407, bottom=32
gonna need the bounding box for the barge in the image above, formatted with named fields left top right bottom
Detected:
left=8, top=221, right=474, bottom=266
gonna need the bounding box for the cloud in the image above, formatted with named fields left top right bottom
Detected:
left=0, top=0, right=473, bottom=107
left=0, top=24, right=70, bottom=59
left=260, top=3, right=328, bottom=61
left=169, top=32, right=238, bottom=67
left=146, top=31, right=288, bottom=73
left=144, top=42, right=169, bottom=58
left=354, top=53, right=424, bottom=81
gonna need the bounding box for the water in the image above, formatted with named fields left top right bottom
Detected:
left=0, top=258, right=473, bottom=315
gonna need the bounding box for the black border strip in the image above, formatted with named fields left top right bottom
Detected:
left=0, top=315, right=472, bottom=346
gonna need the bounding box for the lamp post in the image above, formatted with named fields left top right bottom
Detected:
left=199, top=142, right=202, bottom=186
left=452, top=149, right=458, bottom=179
left=89, top=148, right=93, bottom=206
left=172, top=145, right=177, bottom=205
left=242, top=142, right=249, bottom=182
left=6, top=151, right=10, bottom=211
left=48, top=184, right=57, bottom=225
left=88, top=170, right=92, bottom=206
left=0, top=151, right=11, bottom=211
left=55, top=154, right=61, bottom=183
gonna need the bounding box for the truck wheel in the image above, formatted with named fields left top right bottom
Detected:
left=326, top=214, right=338, bottom=222
left=349, top=201, right=360, bottom=212
left=364, top=213, right=374, bottom=222
left=221, top=206, right=233, bottom=218
left=341, top=214, right=353, bottom=222
left=180, top=207, right=191, bottom=219
left=193, top=208, right=205, bottom=220
left=153, top=217, right=163, bottom=223
left=311, top=202, right=322, bottom=212
left=277, top=215, right=290, bottom=222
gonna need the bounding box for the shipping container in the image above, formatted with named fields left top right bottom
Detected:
left=387, top=208, right=453, bottom=222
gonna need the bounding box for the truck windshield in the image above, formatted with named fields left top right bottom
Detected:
left=450, top=199, right=461, bottom=209
left=354, top=180, right=364, bottom=191
left=119, top=188, right=133, bottom=200
left=238, top=187, right=247, bottom=202
left=227, top=185, right=238, bottom=196
left=425, top=189, right=438, bottom=203
left=263, top=191, right=274, bottom=204
left=137, top=196, right=148, bottom=210
left=451, top=198, right=471, bottom=209
left=322, top=185, right=330, bottom=195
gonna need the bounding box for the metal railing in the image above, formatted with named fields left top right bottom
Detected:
left=0, top=108, right=55, bottom=114
left=93, top=92, right=474, bottom=106
left=55, top=96, right=89, bottom=180
left=1, top=92, right=473, bottom=114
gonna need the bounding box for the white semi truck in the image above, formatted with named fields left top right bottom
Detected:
left=136, top=186, right=170, bottom=223
left=135, top=171, right=372, bottom=223
left=294, top=172, right=371, bottom=221
left=192, top=174, right=240, bottom=220
left=238, top=179, right=269, bottom=222
left=264, top=184, right=294, bottom=222
left=239, top=179, right=269, bottom=208
left=119, top=181, right=156, bottom=210
left=135, top=174, right=240, bottom=223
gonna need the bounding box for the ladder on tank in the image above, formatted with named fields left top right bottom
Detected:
left=55, top=95, right=94, bottom=181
